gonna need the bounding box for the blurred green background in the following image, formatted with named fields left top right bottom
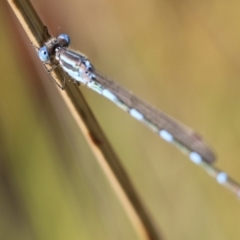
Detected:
left=1, top=0, right=240, bottom=239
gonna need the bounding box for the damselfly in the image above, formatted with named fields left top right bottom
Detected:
left=36, top=33, right=240, bottom=198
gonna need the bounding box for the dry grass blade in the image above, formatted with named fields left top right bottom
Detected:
left=7, top=0, right=163, bottom=239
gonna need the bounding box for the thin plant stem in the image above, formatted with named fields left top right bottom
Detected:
left=7, top=0, right=163, bottom=239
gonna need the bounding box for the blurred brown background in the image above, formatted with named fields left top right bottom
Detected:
left=1, top=0, right=240, bottom=239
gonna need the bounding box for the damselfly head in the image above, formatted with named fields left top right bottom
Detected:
left=38, top=34, right=71, bottom=62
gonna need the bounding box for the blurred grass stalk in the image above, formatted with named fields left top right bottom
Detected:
left=7, top=0, right=163, bottom=239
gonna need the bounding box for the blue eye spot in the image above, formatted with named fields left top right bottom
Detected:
left=38, top=46, right=50, bottom=62
left=57, top=34, right=70, bottom=47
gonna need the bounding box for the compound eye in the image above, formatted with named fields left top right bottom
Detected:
left=38, top=46, right=50, bottom=62
left=57, top=34, right=70, bottom=47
